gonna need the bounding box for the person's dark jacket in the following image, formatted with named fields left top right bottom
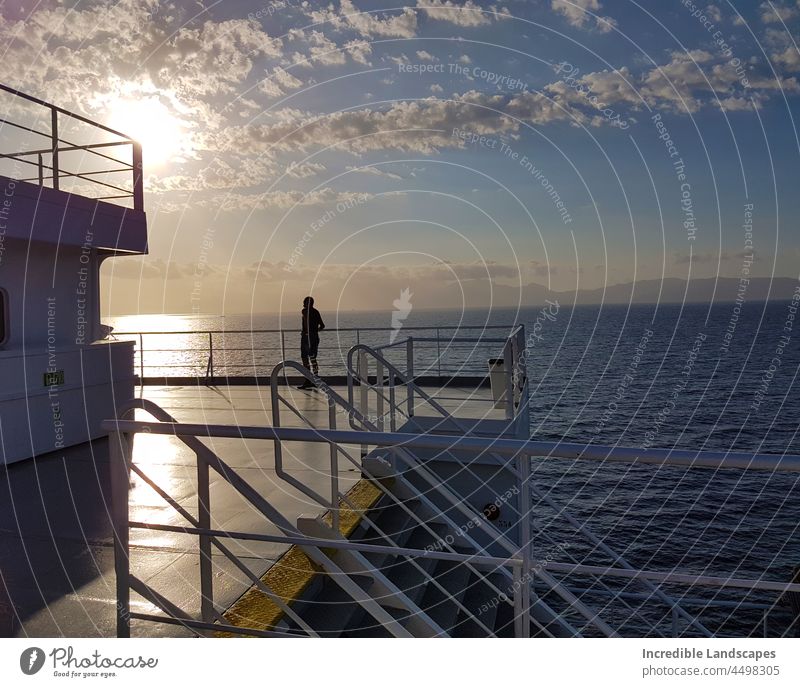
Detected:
left=302, top=307, right=325, bottom=339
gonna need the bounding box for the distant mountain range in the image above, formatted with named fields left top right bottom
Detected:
left=485, top=276, right=800, bottom=306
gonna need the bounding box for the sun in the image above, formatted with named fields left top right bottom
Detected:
left=107, top=96, right=188, bottom=168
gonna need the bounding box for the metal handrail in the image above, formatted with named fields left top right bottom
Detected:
left=267, top=359, right=519, bottom=636
left=113, top=324, right=515, bottom=381
left=0, top=83, right=143, bottom=210
left=106, top=415, right=800, bottom=638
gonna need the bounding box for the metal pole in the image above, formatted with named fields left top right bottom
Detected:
left=436, top=328, right=441, bottom=379
left=406, top=337, right=414, bottom=417
left=138, top=333, right=145, bottom=384
left=329, top=401, right=340, bottom=534
left=503, top=338, right=513, bottom=421
left=376, top=360, right=384, bottom=432
left=110, top=431, right=131, bottom=638
left=132, top=142, right=144, bottom=211
left=280, top=330, right=286, bottom=362
left=389, top=375, right=397, bottom=432
left=37, top=153, right=43, bottom=186
left=50, top=108, right=59, bottom=190
left=359, top=351, right=368, bottom=457
left=208, top=332, right=214, bottom=379
left=513, top=565, right=523, bottom=637
left=197, top=451, right=213, bottom=624
left=518, top=451, right=532, bottom=638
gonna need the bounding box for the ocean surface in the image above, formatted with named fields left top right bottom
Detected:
left=110, top=302, right=800, bottom=636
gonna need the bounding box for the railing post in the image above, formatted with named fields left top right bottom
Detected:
left=436, top=328, right=441, bottom=379
left=388, top=374, right=397, bottom=432
left=359, top=351, right=368, bottom=457
left=197, top=451, right=214, bottom=625
left=50, top=108, right=59, bottom=190
left=517, top=449, right=532, bottom=638
left=110, top=430, right=131, bottom=638
left=513, top=565, right=523, bottom=637
left=138, top=333, right=145, bottom=384
left=132, top=142, right=144, bottom=211
left=206, top=332, right=214, bottom=380
left=37, top=153, right=43, bottom=186
left=280, top=329, right=286, bottom=362
left=328, top=399, right=340, bottom=534
left=406, top=337, right=414, bottom=417
left=376, top=360, right=384, bottom=432
left=503, top=338, right=514, bottom=421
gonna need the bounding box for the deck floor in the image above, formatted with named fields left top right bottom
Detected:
left=0, top=381, right=498, bottom=637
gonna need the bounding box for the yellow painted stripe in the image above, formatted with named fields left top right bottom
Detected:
left=216, top=478, right=385, bottom=636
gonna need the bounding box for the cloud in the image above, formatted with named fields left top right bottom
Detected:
left=199, top=188, right=373, bottom=212
left=259, top=67, right=304, bottom=97
left=285, top=161, right=327, bottom=178
left=221, top=90, right=591, bottom=156
left=760, top=1, right=800, bottom=24
left=148, top=156, right=276, bottom=193
left=346, top=165, right=403, bottom=180
left=565, top=50, right=800, bottom=114
left=764, top=27, right=800, bottom=71
left=306, top=0, right=418, bottom=38
left=551, top=0, right=617, bottom=33
left=705, top=4, right=722, bottom=22
left=417, top=1, right=493, bottom=27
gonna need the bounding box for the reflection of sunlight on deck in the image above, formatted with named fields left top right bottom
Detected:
left=129, top=432, right=195, bottom=548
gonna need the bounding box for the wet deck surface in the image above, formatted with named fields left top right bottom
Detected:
left=0, top=382, right=498, bottom=637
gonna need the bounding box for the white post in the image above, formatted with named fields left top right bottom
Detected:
left=517, top=450, right=532, bottom=638
left=329, top=400, right=340, bottom=533
left=503, top=339, right=513, bottom=421
left=406, top=337, right=414, bottom=417
left=197, top=451, right=213, bottom=623
left=110, top=430, right=131, bottom=638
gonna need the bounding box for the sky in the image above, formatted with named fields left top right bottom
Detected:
left=1, top=0, right=799, bottom=314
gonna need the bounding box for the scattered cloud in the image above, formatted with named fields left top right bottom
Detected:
left=306, top=0, right=418, bottom=38
left=551, top=0, right=617, bottom=33
left=346, top=165, right=403, bottom=180
left=759, top=1, right=800, bottom=24
left=417, top=1, right=493, bottom=27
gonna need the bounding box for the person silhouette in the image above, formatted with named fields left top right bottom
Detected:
left=298, top=296, right=325, bottom=389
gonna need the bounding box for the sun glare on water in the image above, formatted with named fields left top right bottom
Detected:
left=107, top=96, right=188, bottom=168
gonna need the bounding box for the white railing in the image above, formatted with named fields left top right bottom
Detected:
left=345, top=323, right=529, bottom=436
left=105, top=326, right=800, bottom=638
left=111, top=324, right=514, bottom=382
left=264, top=351, right=559, bottom=638
left=105, top=414, right=800, bottom=638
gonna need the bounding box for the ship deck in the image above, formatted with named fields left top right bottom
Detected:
left=0, top=382, right=499, bottom=638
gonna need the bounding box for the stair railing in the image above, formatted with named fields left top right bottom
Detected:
left=271, top=358, right=608, bottom=637
left=268, top=360, right=564, bottom=637
left=344, top=332, right=715, bottom=637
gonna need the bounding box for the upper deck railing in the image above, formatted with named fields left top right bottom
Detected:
left=111, top=324, right=514, bottom=382
left=0, top=83, right=143, bottom=210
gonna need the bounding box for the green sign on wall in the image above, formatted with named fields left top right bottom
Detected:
left=43, top=370, right=64, bottom=386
